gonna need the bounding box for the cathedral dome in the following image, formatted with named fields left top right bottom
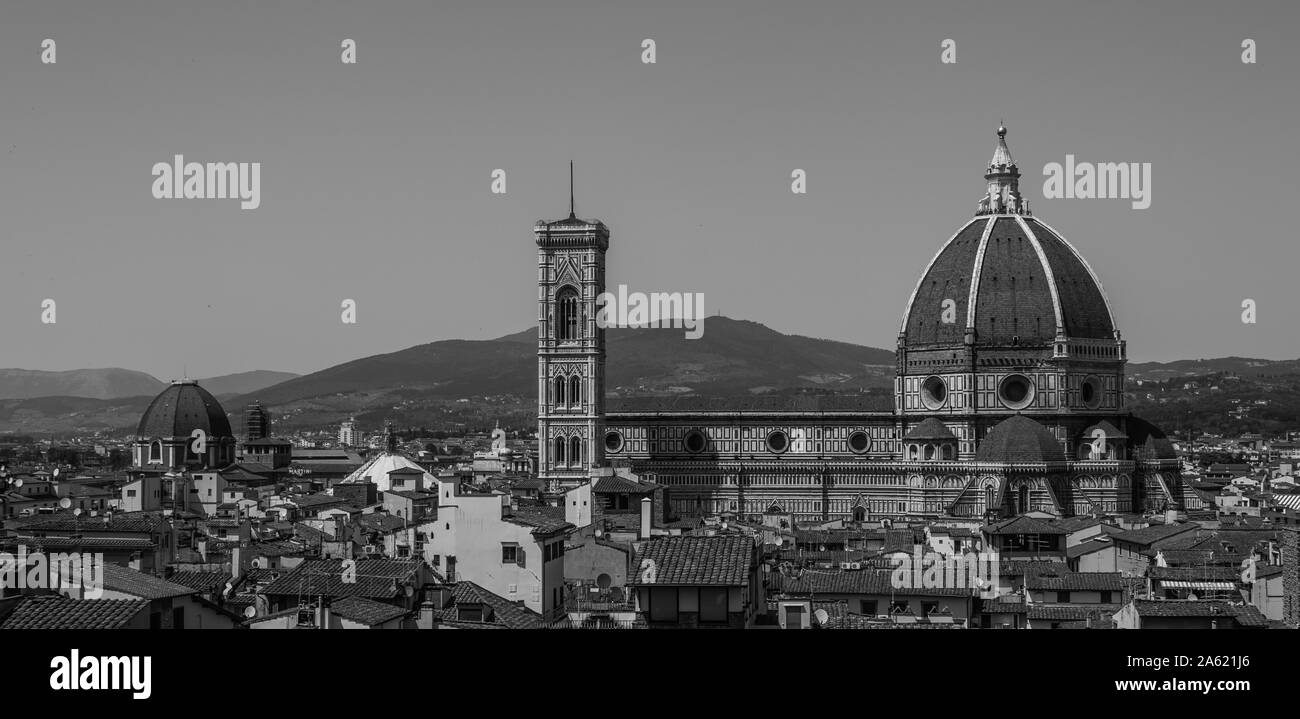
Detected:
left=899, top=127, right=1116, bottom=350
left=976, top=415, right=1066, bottom=463
left=1127, top=416, right=1178, bottom=461
left=136, top=380, right=233, bottom=439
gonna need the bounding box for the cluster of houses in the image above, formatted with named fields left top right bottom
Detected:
left=2, top=444, right=1293, bottom=629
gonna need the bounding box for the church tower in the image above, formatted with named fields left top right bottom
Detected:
left=536, top=165, right=609, bottom=488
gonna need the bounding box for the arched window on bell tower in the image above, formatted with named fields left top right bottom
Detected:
left=569, top=375, right=581, bottom=409
left=556, top=286, right=580, bottom=341
left=554, top=376, right=566, bottom=408
left=569, top=436, right=582, bottom=467
left=554, top=437, right=566, bottom=466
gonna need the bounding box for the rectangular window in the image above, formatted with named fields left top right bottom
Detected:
left=1100, top=590, right=1112, bottom=603
left=649, top=587, right=678, bottom=622
left=501, top=544, right=518, bottom=564
left=860, top=600, right=878, bottom=615
left=1057, top=591, right=1072, bottom=603
left=700, top=588, right=728, bottom=623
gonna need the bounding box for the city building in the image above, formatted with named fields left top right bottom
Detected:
left=536, top=127, right=1181, bottom=524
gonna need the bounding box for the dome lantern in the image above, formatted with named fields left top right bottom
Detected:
left=978, top=123, right=1030, bottom=216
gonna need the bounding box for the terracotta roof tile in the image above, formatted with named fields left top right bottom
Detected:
left=630, top=536, right=755, bottom=586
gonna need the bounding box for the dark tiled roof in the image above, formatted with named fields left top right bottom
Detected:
left=262, top=559, right=422, bottom=600
left=1131, top=600, right=1268, bottom=627
left=290, top=493, right=352, bottom=509
left=244, top=540, right=312, bottom=558
left=629, top=536, right=754, bottom=586
left=167, top=571, right=232, bottom=593
left=1112, top=523, right=1198, bottom=547
left=356, top=514, right=408, bottom=533
left=329, top=597, right=408, bottom=626
left=0, top=596, right=147, bottom=630
left=10, top=535, right=156, bottom=550
left=1066, top=540, right=1114, bottom=559
left=1028, top=604, right=1120, bottom=621
left=1148, top=566, right=1241, bottom=582
left=1027, top=570, right=1124, bottom=592
left=20, top=511, right=168, bottom=534
left=976, top=416, right=1066, bottom=464
left=103, top=564, right=200, bottom=600
left=450, top=582, right=544, bottom=629
left=503, top=507, right=573, bottom=536
left=998, top=560, right=1067, bottom=577
left=593, top=475, right=657, bottom=494
left=770, top=569, right=974, bottom=597
left=1049, top=516, right=1109, bottom=533
left=984, top=515, right=1067, bottom=536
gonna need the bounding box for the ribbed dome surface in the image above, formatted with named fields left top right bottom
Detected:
left=1127, top=416, right=1178, bottom=461
left=976, top=415, right=1066, bottom=463
left=902, top=216, right=1115, bottom=348
left=136, top=381, right=233, bottom=438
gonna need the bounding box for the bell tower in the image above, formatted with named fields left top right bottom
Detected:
left=536, top=164, right=609, bottom=488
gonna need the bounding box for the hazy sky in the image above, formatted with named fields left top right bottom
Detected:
left=1, top=0, right=1297, bottom=379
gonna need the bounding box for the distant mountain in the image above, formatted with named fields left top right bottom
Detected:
left=0, top=368, right=299, bottom=401
left=7, top=327, right=1300, bottom=437
left=0, top=395, right=153, bottom=434
left=0, top=368, right=163, bottom=400
left=237, top=316, right=896, bottom=408
left=199, top=371, right=301, bottom=397
left=1127, top=357, right=1300, bottom=383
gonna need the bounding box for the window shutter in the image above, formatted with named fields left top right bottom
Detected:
left=516, top=546, right=526, bottom=567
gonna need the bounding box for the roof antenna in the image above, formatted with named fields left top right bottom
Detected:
left=569, top=161, right=576, bottom=219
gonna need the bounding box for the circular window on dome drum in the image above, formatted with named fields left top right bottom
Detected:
left=920, top=376, right=948, bottom=410
left=1080, top=375, right=1102, bottom=409
left=604, top=431, right=624, bottom=454
left=766, top=430, right=790, bottom=454
left=998, top=374, right=1036, bottom=410
left=683, top=429, right=707, bottom=454
left=848, top=430, right=871, bottom=454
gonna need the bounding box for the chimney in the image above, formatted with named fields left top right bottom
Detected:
left=640, top=497, right=652, bottom=540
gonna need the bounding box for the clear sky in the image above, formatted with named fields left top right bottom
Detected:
left=1, top=0, right=1296, bottom=379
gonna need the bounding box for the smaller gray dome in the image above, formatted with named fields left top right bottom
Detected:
left=137, top=380, right=233, bottom=439
left=977, top=415, right=1065, bottom=463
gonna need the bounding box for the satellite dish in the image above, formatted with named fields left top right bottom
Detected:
left=59, top=497, right=72, bottom=509
left=73, top=508, right=82, bottom=517
left=13, top=479, right=23, bottom=488
left=243, top=606, right=257, bottom=618
left=813, top=608, right=829, bottom=626
left=53, top=468, right=60, bottom=478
